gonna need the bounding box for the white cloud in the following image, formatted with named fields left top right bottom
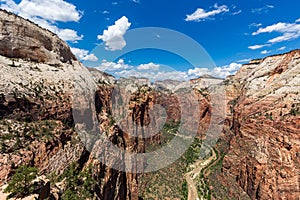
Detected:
left=137, top=63, right=160, bottom=71
left=102, top=10, right=109, bottom=14
left=261, top=50, right=271, bottom=54
left=97, top=16, right=131, bottom=51
left=252, top=22, right=300, bottom=44
left=249, top=23, right=262, bottom=28
left=96, top=59, right=241, bottom=80
left=188, top=68, right=210, bottom=76
left=57, top=29, right=83, bottom=42
left=252, top=5, right=274, bottom=14
left=83, top=54, right=98, bottom=62
left=0, top=0, right=83, bottom=42
left=296, top=18, right=300, bottom=23
left=96, top=59, right=133, bottom=71
left=211, top=63, right=242, bottom=77
left=70, top=47, right=98, bottom=61
left=277, top=46, right=286, bottom=51
left=185, top=4, right=229, bottom=22
left=232, top=10, right=242, bottom=15
left=188, top=63, right=242, bottom=78
left=253, top=22, right=293, bottom=35
left=95, top=60, right=187, bottom=81
left=20, top=0, right=81, bottom=22
left=1, top=0, right=82, bottom=22
left=248, top=44, right=269, bottom=50
left=116, top=70, right=189, bottom=81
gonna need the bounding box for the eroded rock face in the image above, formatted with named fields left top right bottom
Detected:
left=0, top=9, right=76, bottom=64
left=0, top=10, right=146, bottom=199
left=222, top=50, right=300, bottom=200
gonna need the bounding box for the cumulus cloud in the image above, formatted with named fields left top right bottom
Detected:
left=95, top=60, right=187, bottom=81
left=116, top=70, right=189, bottom=82
left=296, top=18, right=300, bottom=23
left=137, top=63, right=160, bottom=71
left=96, top=59, right=133, bottom=71
left=185, top=4, right=229, bottom=22
left=188, top=63, right=242, bottom=78
left=0, top=0, right=83, bottom=42
left=188, top=68, right=210, bottom=76
left=19, top=0, right=81, bottom=22
left=71, top=47, right=98, bottom=61
left=95, top=59, right=241, bottom=81
left=83, top=54, right=98, bottom=62
left=57, top=29, right=83, bottom=42
left=248, top=44, right=269, bottom=50
left=97, top=16, right=131, bottom=51
left=252, top=22, right=300, bottom=44
left=96, top=60, right=160, bottom=73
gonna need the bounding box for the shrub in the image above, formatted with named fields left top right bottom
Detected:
left=290, top=107, right=298, bottom=116
left=181, top=180, right=188, bottom=200
left=4, top=165, right=38, bottom=199
left=61, top=163, right=96, bottom=200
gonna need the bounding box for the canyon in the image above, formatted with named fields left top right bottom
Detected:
left=0, top=9, right=299, bottom=200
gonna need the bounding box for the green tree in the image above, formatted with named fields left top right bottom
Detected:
left=4, top=165, right=38, bottom=199
left=61, top=163, right=96, bottom=200
left=80, top=165, right=96, bottom=199
left=181, top=180, right=188, bottom=200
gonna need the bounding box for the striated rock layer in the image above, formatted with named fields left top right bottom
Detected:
left=221, top=50, right=300, bottom=200
left=0, top=9, right=76, bottom=64
left=0, top=9, right=146, bottom=199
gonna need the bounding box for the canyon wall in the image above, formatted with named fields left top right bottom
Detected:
left=0, top=9, right=147, bottom=199
left=221, top=50, right=300, bottom=199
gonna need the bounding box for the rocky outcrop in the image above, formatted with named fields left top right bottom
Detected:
left=221, top=50, right=300, bottom=199
left=0, top=51, right=83, bottom=187
left=0, top=9, right=76, bottom=64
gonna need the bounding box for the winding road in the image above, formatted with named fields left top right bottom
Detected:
left=185, top=147, right=217, bottom=200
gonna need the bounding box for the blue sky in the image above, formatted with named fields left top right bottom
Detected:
left=1, top=0, right=300, bottom=80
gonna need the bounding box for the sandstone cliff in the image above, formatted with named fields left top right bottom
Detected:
left=0, top=9, right=146, bottom=199
left=219, top=50, right=300, bottom=200
left=0, top=9, right=76, bottom=64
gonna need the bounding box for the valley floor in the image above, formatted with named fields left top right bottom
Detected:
left=185, top=147, right=218, bottom=200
